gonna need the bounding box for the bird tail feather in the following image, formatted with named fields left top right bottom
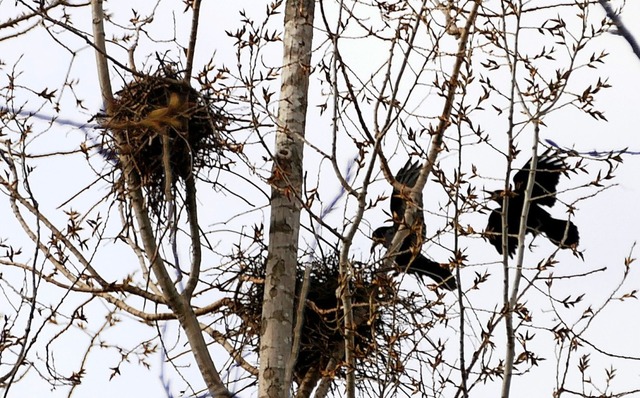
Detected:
left=536, top=209, right=580, bottom=248
left=407, top=256, right=457, bottom=291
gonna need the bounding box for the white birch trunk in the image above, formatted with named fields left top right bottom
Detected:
left=258, top=0, right=315, bottom=397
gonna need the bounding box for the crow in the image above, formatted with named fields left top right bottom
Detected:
left=485, top=150, right=580, bottom=257
left=371, top=160, right=457, bottom=290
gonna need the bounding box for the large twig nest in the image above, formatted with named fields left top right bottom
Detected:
left=99, top=71, right=232, bottom=207
left=228, top=251, right=398, bottom=385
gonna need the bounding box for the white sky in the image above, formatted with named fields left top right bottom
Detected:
left=1, top=1, right=640, bottom=397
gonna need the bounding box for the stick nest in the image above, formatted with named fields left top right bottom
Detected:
left=99, top=71, right=234, bottom=208
left=227, top=251, right=404, bottom=386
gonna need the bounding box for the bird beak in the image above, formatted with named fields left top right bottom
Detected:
left=483, top=189, right=501, bottom=201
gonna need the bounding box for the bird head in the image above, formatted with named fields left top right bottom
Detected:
left=371, top=226, right=395, bottom=253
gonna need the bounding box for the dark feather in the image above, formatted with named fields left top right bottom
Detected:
left=486, top=150, right=580, bottom=257
left=372, top=226, right=456, bottom=290
left=372, top=159, right=457, bottom=291
left=512, top=149, right=564, bottom=207
left=390, top=160, right=425, bottom=241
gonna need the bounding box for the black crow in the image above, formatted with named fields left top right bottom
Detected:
left=485, top=150, right=580, bottom=257
left=372, top=160, right=457, bottom=290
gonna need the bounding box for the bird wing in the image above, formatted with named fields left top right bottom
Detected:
left=512, top=150, right=564, bottom=207
left=390, top=160, right=426, bottom=240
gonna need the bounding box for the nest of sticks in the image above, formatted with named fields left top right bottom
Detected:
left=99, top=69, right=235, bottom=208
left=226, top=250, right=408, bottom=387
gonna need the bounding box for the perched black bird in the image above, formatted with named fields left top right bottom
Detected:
left=485, top=150, right=580, bottom=257
left=371, top=160, right=457, bottom=290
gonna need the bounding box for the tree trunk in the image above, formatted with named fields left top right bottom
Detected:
left=258, top=1, right=315, bottom=397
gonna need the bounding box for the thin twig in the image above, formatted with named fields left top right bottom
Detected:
left=285, top=266, right=312, bottom=393
left=598, top=0, right=640, bottom=62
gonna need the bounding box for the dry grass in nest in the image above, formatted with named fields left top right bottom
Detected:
left=99, top=72, right=234, bottom=208
left=227, top=251, right=401, bottom=385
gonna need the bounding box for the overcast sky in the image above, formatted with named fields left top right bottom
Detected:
left=1, top=1, right=640, bottom=397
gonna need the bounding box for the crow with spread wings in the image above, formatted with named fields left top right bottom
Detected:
left=371, top=160, right=457, bottom=290
left=485, top=150, right=580, bottom=257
